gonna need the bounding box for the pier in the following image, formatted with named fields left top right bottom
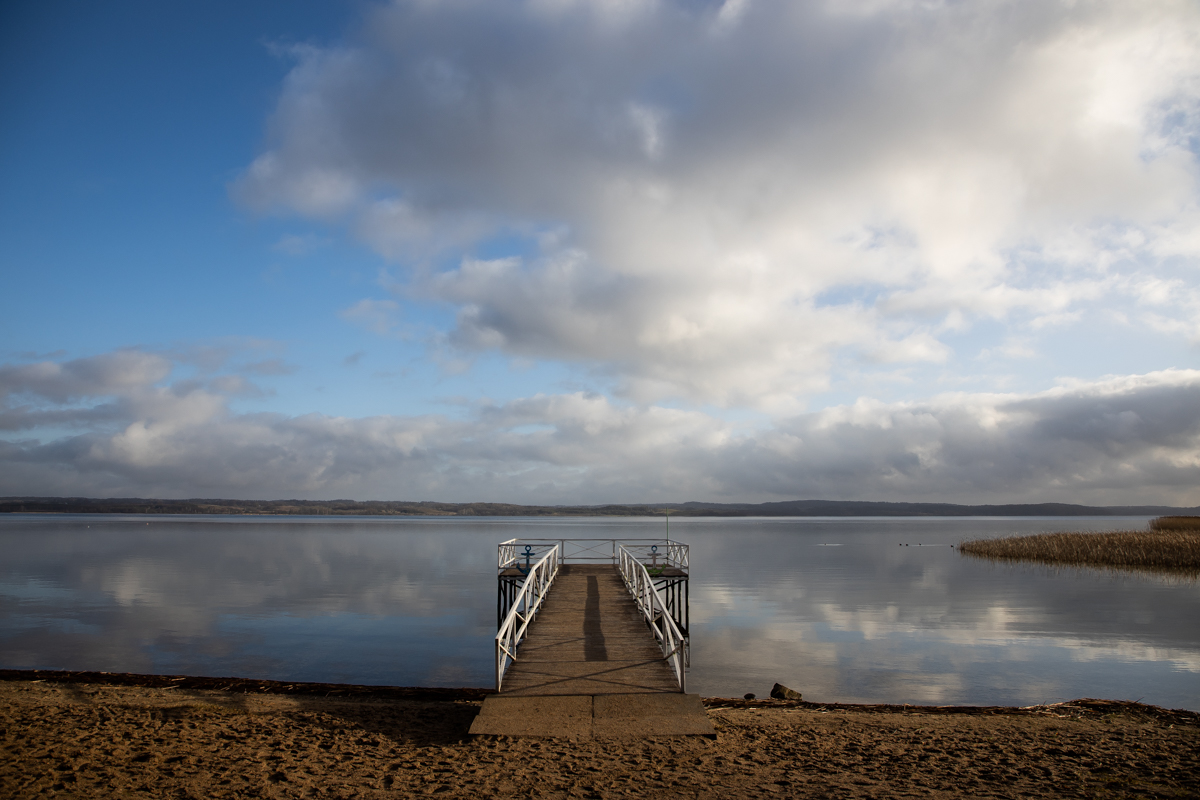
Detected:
left=469, top=539, right=714, bottom=738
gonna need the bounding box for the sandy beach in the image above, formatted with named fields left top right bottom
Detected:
left=2, top=672, right=1198, bottom=799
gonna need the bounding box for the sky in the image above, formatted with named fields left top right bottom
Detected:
left=2, top=0, right=1199, bottom=506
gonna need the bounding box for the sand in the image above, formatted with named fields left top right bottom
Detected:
left=2, top=674, right=1198, bottom=799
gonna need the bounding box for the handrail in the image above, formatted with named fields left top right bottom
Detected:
left=495, top=544, right=560, bottom=691
left=499, top=538, right=688, bottom=569
left=617, top=545, right=687, bottom=692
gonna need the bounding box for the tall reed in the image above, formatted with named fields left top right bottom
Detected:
left=1149, top=515, right=1200, bottom=532
left=958, top=525, right=1200, bottom=576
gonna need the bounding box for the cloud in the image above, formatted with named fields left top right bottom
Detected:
left=339, top=299, right=401, bottom=336
left=166, top=339, right=288, bottom=375
left=2, top=350, right=1198, bottom=505
left=237, top=0, right=1200, bottom=407
left=0, top=350, right=172, bottom=405
left=0, top=346, right=300, bottom=434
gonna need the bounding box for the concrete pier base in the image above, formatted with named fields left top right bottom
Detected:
left=468, top=693, right=715, bottom=738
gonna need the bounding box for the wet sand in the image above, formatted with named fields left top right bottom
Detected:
left=2, top=673, right=1198, bottom=799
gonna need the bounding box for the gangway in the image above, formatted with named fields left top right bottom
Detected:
left=494, top=538, right=690, bottom=693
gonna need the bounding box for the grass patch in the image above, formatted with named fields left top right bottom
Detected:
left=959, top=519, right=1200, bottom=577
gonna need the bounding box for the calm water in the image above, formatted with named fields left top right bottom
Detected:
left=1, top=515, right=1197, bottom=709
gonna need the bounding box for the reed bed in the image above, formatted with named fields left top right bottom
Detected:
left=1149, top=515, right=1200, bottom=532
left=958, top=520, right=1200, bottom=577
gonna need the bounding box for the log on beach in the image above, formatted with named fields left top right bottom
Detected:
left=2, top=673, right=1198, bottom=799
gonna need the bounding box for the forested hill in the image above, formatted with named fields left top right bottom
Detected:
left=1, top=497, right=1196, bottom=517
left=675, top=500, right=1200, bottom=516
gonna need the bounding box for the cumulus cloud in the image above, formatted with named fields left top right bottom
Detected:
left=0, top=350, right=172, bottom=405
left=2, top=351, right=1198, bottom=505
left=237, top=0, right=1200, bottom=407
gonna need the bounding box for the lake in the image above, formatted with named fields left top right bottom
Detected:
left=2, top=514, right=1197, bottom=710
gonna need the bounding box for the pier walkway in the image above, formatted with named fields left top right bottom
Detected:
left=468, top=539, right=713, bottom=738
left=498, top=565, right=680, bottom=695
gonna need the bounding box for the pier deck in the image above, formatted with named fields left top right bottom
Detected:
left=471, top=542, right=713, bottom=737
left=499, top=565, right=680, bottom=696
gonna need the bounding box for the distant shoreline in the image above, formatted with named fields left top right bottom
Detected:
left=3, top=496, right=1197, bottom=518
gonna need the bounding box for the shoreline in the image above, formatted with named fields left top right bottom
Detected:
left=4, top=671, right=1198, bottom=799
left=3, top=668, right=1199, bottom=722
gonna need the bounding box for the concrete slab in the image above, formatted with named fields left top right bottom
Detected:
left=468, top=693, right=715, bottom=738
left=593, top=693, right=716, bottom=737
left=468, top=694, right=593, bottom=738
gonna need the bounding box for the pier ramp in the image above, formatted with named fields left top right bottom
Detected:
left=469, top=539, right=713, bottom=738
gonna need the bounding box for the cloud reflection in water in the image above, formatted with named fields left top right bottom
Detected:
left=1, top=515, right=1197, bottom=709
left=684, top=516, right=1200, bottom=708
left=0, top=516, right=501, bottom=686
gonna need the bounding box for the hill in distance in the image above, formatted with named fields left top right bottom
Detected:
left=1, top=497, right=1197, bottom=517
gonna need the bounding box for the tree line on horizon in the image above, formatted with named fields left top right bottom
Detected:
left=1, top=496, right=1197, bottom=517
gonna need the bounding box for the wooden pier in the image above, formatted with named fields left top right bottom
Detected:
left=498, top=565, right=680, bottom=696
left=469, top=539, right=713, bottom=738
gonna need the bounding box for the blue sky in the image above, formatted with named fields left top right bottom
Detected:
left=1, top=0, right=517, bottom=421
left=2, top=0, right=1199, bottom=505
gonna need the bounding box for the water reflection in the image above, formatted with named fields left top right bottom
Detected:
left=1, top=515, right=1197, bottom=709
left=0, top=516, right=503, bottom=686
left=684, top=516, right=1200, bottom=708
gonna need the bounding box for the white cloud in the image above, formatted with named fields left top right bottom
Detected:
left=0, top=350, right=172, bottom=405
left=2, top=351, right=1198, bottom=505
left=236, top=0, right=1200, bottom=407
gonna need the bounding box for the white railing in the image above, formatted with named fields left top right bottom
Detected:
left=495, top=544, right=560, bottom=691
left=665, top=540, right=689, bottom=570
left=498, top=538, right=688, bottom=569
left=617, top=545, right=687, bottom=692
left=498, top=540, right=519, bottom=569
